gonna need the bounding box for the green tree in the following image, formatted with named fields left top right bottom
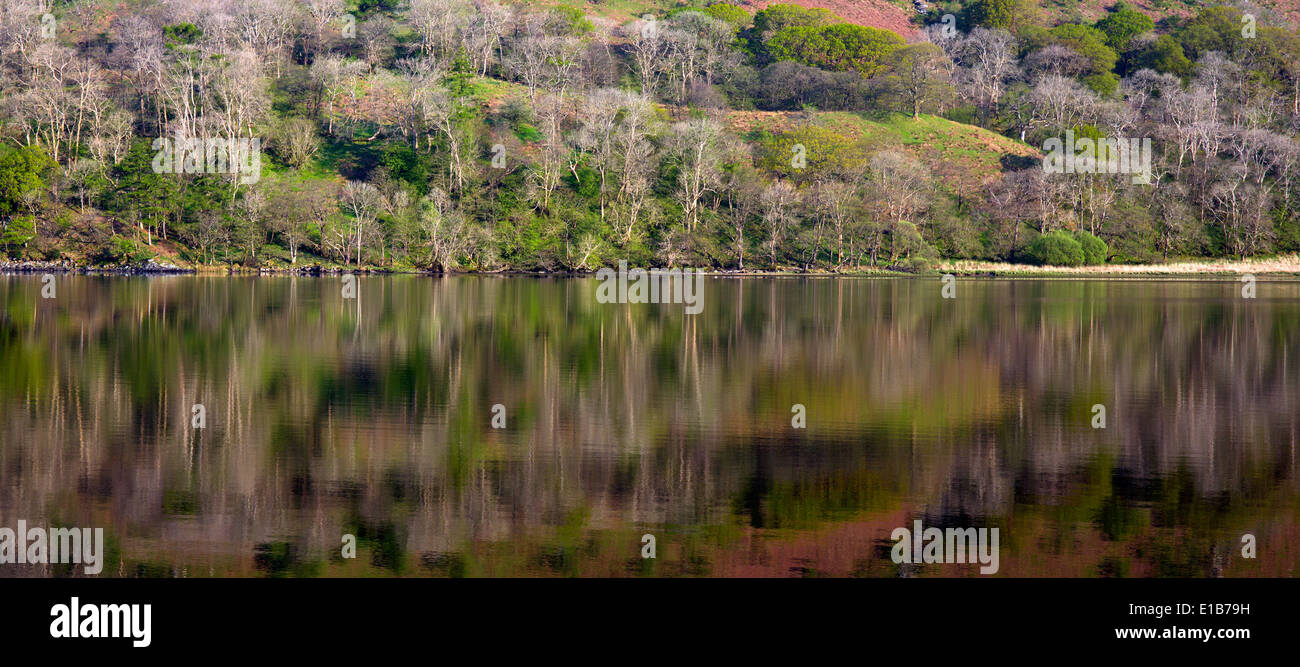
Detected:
left=110, top=140, right=180, bottom=245
left=757, top=125, right=865, bottom=181
left=1075, top=230, right=1108, bottom=265
left=1094, top=3, right=1153, bottom=51
left=0, top=147, right=50, bottom=216
left=964, top=0, right=1035, bottom=32
left=1175, top=6, right=1246, bottom=61
left=1123, top=34, right=1192, bottom=77
left=0, top=146, right=53, bottom=256
left=702, top=3, right=751, bottom=30
left=767, top=24, right=903, bottom=77
left=1025, top=230, right=1085, bottom=266
left=752, top=4, right=836, bottom=36
left=1048, top=24, right=1118, bottom=78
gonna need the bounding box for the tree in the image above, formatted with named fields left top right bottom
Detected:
left=1046, top=24, right=1118, bottom=80
left=963, top=0, right=1036, bottom=33
left=0, top=145, right=51, bottom=219
left=879, top=43, right=953, bottom=118
left=1094, top=2, right=1153, bottom=52
left=1175, top=6, right=1248, bottom=62
left=1123, top=34, right=1192, bottom=78
left=342, top=180, right=381, bottom=266
left=627, top=17, right=674, bottom=100
left=721, top=164, right=762, bottom=269
left=234, top=188, right=268, bottom=264
left=758, top=125, right=864, bottom=181
left=954, top=28, right=1018, bottom=120
left=1025, top=229, right=1084, bottom=265
left=752, top=4, right=835, bottom=37
left=303, top=0, right=346, bottom=58
left=809, top=178, right=860, bottom=269
left=186, top=211, right=227, bottom=265
left=759, top=179, right=799, bottom=267
left=271, top=117, right=321, bottom=169
left=766, top=24, right=903, bottom=77
left=109, top=141, right=178, bottom=245
left=416, top=186, right=469, bottom=270
left=863, top=151, right=931, bottom=265
left=1074, top=230, right=1108, bottom=264
left=668, top=117, right=730, bottom=234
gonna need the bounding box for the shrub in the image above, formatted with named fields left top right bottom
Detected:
left=1075, top=230, right=1108, bottom=265
left=766, top=24, right=903, bottom=77
left=1025, top=230, right=1085, bottom=266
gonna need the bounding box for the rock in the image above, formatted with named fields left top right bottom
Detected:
left=134, top=258, right=188, bottom=274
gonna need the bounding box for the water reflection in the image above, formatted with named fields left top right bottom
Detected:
left=0, top=275, right=1296, bottom=577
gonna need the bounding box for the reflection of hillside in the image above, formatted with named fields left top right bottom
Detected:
left=0, top=275, right=1296, bottom=577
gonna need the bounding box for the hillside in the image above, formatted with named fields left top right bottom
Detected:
left=3, top=0, right=1300, bottom=272
left=739, top=0, right=918, bottom=34
left=725, top=110, right=1039, bottom=192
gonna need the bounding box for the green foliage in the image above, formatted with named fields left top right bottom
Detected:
left=1, top=216, right=36, bottom=254
left=0, top=145, right=52, bottom=218
left=756, top=125, right=864, bottom=180
left=1075, top=230, right=1108, bottom=265
left=515, top=123, right=544, bottom=143
left=1083, top=71, right=1119, bottom=97
left=701, top=3, right=751, bottom=29
left=879, top=43, right=954, bottom=116
left=549, top=6, right=595, bottom=35
left=379, top=143, right=429, bottom=190
left=1123, top=34, right=1192, bottom=77
left=752, top=4, right=836, bottom=35
left=766, top=24, right=903, bottom=77
left=163, top=23, right=202, bottom=47
left=1025, top=230, right=1085, bottom=266
left=357, top=0, right=401, bottom=15
left=1048, top=24, right=1118, bottom=77
left=963, top=0, right=1033, bottom=31
left=5, top=0, right=1297, bottom=272
left=96, top=235, right=155, bottom=265
left=1174, top=5, right=1246, bottom=61
left=109, top=141, right=179, bottom=227
left=1093, top=2, right=1153, bottom=51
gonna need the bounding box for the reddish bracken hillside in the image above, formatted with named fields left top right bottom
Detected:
left=738, top=0, right=919, bottom=37
left=1264, top=0, right=1300, bottom=24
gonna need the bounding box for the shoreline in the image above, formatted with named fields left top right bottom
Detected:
left=4, top=254, right=1300, bottom=278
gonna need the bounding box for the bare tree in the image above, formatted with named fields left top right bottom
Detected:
left=668, top=117, right=728, bottom=234
left=271, top=117, right=321, bottom=168
left=626, top=17, right=674, bottom=100
left=760, top=180, right=799, bottom=268
left=342, top=180, right=381, bottom=266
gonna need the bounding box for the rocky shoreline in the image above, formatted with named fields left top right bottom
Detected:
left=0, top=261, right=405, bottom=275
left=1, top=259, right=190, bottom=274
left=6, top=256, right=1300, bottom=277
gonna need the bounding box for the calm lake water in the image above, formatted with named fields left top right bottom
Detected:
left=1, top=274, right=1296, bottom=577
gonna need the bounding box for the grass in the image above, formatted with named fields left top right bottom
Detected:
left=539, top=0, right=701, bottom=24
left=730, top=110, right=1040, bottom=192
left=942, top=254, right=1300, bottom=276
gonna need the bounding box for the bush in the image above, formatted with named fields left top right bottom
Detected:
left=766, top=24, right=903, bottom=77
left=1075, top=230, right=1107, bottom=265
left=756, top=61, right=872, bottom=111
left=1025, top=230, right=1085, bottom=266
left=94, top=235, right=154, bottom=265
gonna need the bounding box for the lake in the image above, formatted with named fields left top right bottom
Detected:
left=1, top=274, right=1296, bottom=577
